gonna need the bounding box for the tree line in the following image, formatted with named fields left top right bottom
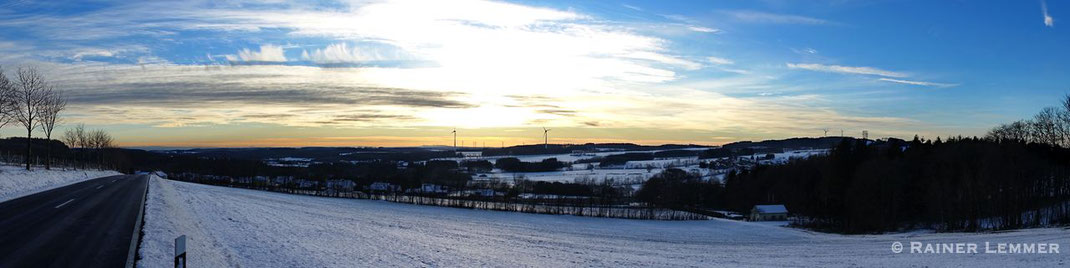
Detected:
left=725, top=136, right=1070, bottom=233
left=0, top=66, right=116, bottom=170
left=621, top=95, right=1070, bottom=233
left=988, top=95, right=1070, bottom=146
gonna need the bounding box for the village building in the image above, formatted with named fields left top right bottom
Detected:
left=750, top=204, right=789, bottom=221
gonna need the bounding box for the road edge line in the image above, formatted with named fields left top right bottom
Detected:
left=125, top=175, right=149, bottom=268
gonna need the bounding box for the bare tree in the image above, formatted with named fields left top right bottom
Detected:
left=1056, top=94, right=1070, bottom=147
left=61, top=123, right=85, bottom=168
left=0, top=67, right=15, bottom=133
left=11, top=67, right=52, bottom=170
left=1031, top=107, right=1061, bottom=146
left=987, top=120, right=1032, bottom=142
left=87, top=129, right=114, bottom=169
left=62, top=123, right=86, bottom=149
left=39, top=90, right=66, bottom=169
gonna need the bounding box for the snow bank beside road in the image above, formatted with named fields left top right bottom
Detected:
left=0, top=165, right=121, bottom=203
left=138, top=176, right=237, bottom=268
left=139, top=178, right=1070, bottom=267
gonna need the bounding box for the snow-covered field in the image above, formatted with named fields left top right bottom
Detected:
left=0, top=165, right=122, bottom=202
left=745, top=149, right=829, bottom=165
left=446, top=148, right=709, bottom=164
left=139, top=177, right=1070, bottom=267
left=478, top=168, right=655, bottom=183
left=463, top=148, right=827, bottom=184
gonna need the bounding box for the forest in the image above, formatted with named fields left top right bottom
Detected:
left=702, top=96, right=1070, bottom=233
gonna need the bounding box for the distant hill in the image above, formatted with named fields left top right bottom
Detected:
left=721, top=137, right=856, bottom=152
left=157, top=147, right=455, bottom=162
left=134, top=138, right=889, bottom=164
left=479, top=143, right=710, bottom=157
left=148, top=143, right=713, bottom=162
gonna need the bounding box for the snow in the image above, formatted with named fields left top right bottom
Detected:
left=0, top=165, right=122, bottom=203
left=743, top=149, right=828, bottom=165
left=478, top=168, right=653, bottom=183
left=264, top=157, right=315, bottom=167
left=466, top=149, right=824, bottom=184
left=139, top=177, right=1070, bottom=267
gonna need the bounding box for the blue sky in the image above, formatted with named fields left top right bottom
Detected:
left=0, top=0, right=1066, bottom=147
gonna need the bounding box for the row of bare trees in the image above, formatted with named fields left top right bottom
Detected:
left=61, top=124, right=115, bottom=168
left=0, top=66, right=76, bottom=170
left=987, top=94, right=1070, bottom=146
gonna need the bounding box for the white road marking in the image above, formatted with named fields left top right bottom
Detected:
left=111, top=179, right=117, bottom=183
left=96, top=185, right=103, bottom=189
left=55, top=199, right=75, bottom=209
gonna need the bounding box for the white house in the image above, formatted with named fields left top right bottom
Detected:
left=421, top=183, right=448, bottom=193
left=326, top=180, right=357, bottom=191
left=406, top=183, right=449, bottom=194
left=368, top=182, right=401, bottom=192
left=295, top=179, right=317, bottom=188
left=749, top=204, right=789, bottom=221
left=448, top=189, right=503, bottom=197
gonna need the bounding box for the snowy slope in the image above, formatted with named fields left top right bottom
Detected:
left=0, top=165, right=122, bottom=203
left=139, top=177, right=1070, bottom=267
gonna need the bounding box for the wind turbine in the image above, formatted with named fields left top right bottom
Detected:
left=543, top=127, right=551, bottom=149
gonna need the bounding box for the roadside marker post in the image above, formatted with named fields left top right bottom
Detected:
left=174, top=235, right=187, bottom=268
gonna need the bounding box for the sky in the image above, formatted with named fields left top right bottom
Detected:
left=0, top=0, right=1066, bottom=148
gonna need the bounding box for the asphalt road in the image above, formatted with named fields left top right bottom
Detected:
left=0, top=174, right=147, bottom=268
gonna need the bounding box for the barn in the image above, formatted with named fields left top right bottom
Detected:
left=749, top=204, right=789, bottom=221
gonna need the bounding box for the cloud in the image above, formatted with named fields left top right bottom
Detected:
left=788, top=63, right=957, bottom=88
left=538, top=109, right=577, bottom=117
left=71, top=49, right=114, bottom=60
left=316, top=113, right=418, bottom=125
left=877, top=78, right=957, bottom=88
left=227, top=45, right=286, bottom=63
left=37, top=63, right=477, bottom=126
left=791, top=47, right=819, bottom=55
left=1042, top=0, right=1055, bottom=27
left=687, top=25, right=719, bottom=33
left=301, top=43, right=391, bottom=64
left=786, top=63, right=908, bottom=78
left=721, top=10, right=829, bottom=25
left=0, top=0, right=938, bottom=143
left=66, top=45, right=151, bottom=61
left=623, top=51, right=703, bottom=70
left=707, top=56, right=734, bottom=65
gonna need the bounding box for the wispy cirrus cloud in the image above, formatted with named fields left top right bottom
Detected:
left=227, top=45, right=287, bottom=63
left=299, top=43, right=416, bottom=65
left=686, top=25, right=719, bottom=33
left=788, top=63, right=956, bottom=88
left=721, top=10, right=830, bottom=25
left=707, top=56, right=734, bottom=65
left=786, top=63, right=907, bottom=78
left=301, top=43, right=371, bottom=64
left=878, top=78, right=957, bottom=88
